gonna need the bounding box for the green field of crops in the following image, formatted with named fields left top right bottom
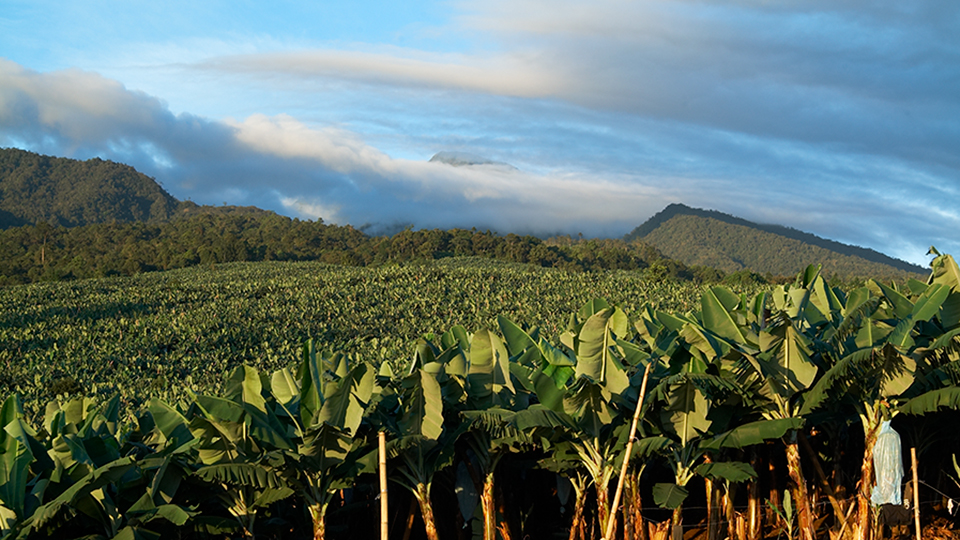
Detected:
left=0, top=258, right=721, bottom=415
left=2, top=255, right=959, bottom=540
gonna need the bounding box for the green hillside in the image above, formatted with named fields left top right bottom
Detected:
left=0, top=147, right=183, bottom=227
left=625, top=203, right=925, bottom=279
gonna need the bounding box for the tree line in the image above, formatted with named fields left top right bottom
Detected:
left=0, top=212, right=750, bottom=287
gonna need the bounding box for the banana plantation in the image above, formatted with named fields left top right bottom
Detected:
left=3, top=252, right=960, bottom=540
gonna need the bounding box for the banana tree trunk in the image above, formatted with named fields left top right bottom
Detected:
left=623, top=481, right=635, bottom=540
left=670, top=506, right=683, bottom=540
left=625, top=473, right=647, bottom=540
left=705, top=472, right=718, bottom=540
left=567, top=480, right=588, bottom=540
left=495, top=481, right=515, bottom=540
left=308, top=501, right=329, bottom=540
left=414, top=482, right=440, bottom=540
left=767, top=449, right=781, bottom=526
left=649, top=520, right=670, bottom=540
left=402, top=496, right=418, bottom=540
left=852, top=414, right=882, bottom=540
left=724, top=485, right=738, bottom=540
left=799, top=430, right=846, bottom=528
left=482, top=471, right=496, bottom=540
left=568, top=497, right=586, bottom=540
left=748, top=448, right=761, bottom=540
left=596, top=479, right=611, bottom=538
left=784, top=431, right=816, bottom=540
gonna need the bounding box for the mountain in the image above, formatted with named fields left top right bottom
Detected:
left=0, top=148, right=181, bottom=228
left=0, top=148, right=270, bottom=228
left=624, top=203, right=926, bottom=279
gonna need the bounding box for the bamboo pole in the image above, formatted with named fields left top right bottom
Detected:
left=911, top=447, right=920, bottom=540
left=380, top=431, right=389, bottom=540
left=603, top=362, right=653, bottom=540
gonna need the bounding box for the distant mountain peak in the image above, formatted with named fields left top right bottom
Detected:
left=625, top=203, right=926, bottom=278
left=429, top=151, right=516, bottom=169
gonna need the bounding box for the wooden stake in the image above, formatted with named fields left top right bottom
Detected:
left=380, top=431, right=389, bottom=540
left=603, top=362, right=653, bottom=540
left=911, top=447, right=920, bottom=540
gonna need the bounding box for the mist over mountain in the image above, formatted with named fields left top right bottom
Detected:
left=429, top=151, right=517, bottom=170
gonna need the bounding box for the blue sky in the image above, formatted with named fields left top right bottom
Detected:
left=1, top=1, right=958, bottom=266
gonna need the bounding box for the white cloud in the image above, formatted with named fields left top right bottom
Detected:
left=228, top=113, right=391, bottom=174
left=0, top=61, right=676, bottom=237
left=190, top=1, right=960, bottom=175
left=279, top=195, right=343, bottom=224
left=199, top=48, right=560, bottom=99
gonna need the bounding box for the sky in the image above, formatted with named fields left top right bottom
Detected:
left=1, top=1, right=958, bottom=267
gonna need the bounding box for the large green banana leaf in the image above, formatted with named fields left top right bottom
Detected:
left=316, top=364, right=374, bottom=435
left=929, top=253, right=960, bottom=327
left=695, top=461, right=756, bottom=483
left=702, top=417, right=804, bottom=450
left=701, top=286, right=749, bottom=345
left=660, top=379, right=710, bottom=447
left=575, top=308, right=629, bottom=395
left=399, top=370, right=444, bottom=441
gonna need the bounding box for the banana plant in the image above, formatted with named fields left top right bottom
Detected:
left=456, top=323, right=531, bottom=540
left=800, top=255, right=956, bottom=540
left=730, top=270, right=827, bottom=540
left=648, top=373, right=803, bottom=534
left=274, top=347, right=377, bottom=540
left=497, top=315, right=575, bottom=414
left=642, top=282, right=813, bottom=537
left=184, top=365, right=295, bottom=539
left=459, top=406, right=547, bottom=540
left=3, top=394, right=173, bottom=540
left=378, top=362, right=449, bottom=540
left=37, top=396, right=133, bottom=538
left=0, top=395, right=52, bottom=538
left=549, top=301, right=636, bottom=536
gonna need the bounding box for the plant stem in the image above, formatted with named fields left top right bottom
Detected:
left=853, top=414, right=882, bottom=540
left=785, top=431, right=816, bottom=540
left=483, top=471, right=496, bottom=540
left=308, top=501, right=328, bottom=540
left=414, top=482, right=440, bottom=540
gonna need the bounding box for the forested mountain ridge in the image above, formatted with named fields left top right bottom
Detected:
left=0, top=149, right=923, bottom=285
left=624, top=203, right=925, bottom=278
left=0, top=149, right=709, bottom=286
left=0, top=147, right=275, bottom=228
left=0, top=147, right=184, bottom=227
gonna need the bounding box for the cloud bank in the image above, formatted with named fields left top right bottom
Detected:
left=0, top=59, right=670, bottom=237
